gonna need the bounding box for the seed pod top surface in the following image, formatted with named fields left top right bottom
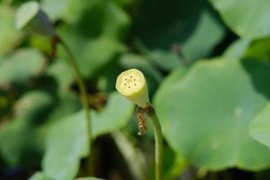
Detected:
left=116, top=69, right=149, bottom=108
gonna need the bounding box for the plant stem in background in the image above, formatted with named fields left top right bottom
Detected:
left=56, top=35, right=91, bottom=140
left=146, top=105, right=163, bottom=180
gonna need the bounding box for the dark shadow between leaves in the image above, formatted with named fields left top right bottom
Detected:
left=133, top=0, right=206, bottom=49
left=241, top=58, right=270, bottom=99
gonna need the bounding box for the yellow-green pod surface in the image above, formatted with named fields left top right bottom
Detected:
left=116, top=69, right=149, bottom=108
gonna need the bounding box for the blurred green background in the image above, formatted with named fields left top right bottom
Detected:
left=1, top=0, right=270, bottom=179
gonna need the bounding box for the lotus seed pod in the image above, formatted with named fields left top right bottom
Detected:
left=116, top=69, right=150, bottom=108
left=15, top=1, right=55, bottom=37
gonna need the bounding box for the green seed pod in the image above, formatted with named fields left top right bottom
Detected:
left=15, top=1, right=55, bottom=37
left=116, top=69, right=149, bottom=108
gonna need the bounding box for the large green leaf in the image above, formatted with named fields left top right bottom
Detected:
left=0, top=6, right=22, bottom=54
left=209, top=0, right=270, bottom=40
left=42, top=111, right=90, bottom=180
left=92, top=92, right=134, bottom=138
left=30, top=172, right=52, bottom=180
left=41, top=92, right=133, bottom=180
left=0, top=48, right=45, bottom=89
left=250, top=103, right=270, bottom=148
left=153, top=67, right=188, bottom=135
left=154, top=58, right=270, bottom=170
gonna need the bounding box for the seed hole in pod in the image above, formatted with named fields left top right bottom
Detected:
left=128, top=86, right=130, bottom=88
left=133, top=79, right=136, bottom=81
left=130, top=75, right=133, bottom=78
left=124, top=83, right=127, bottom=86
left=134, top=83, right=137, bottom=86
left=125, top=78, right=127, bottom=81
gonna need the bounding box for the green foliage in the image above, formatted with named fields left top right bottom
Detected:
left=134, top=0, right=225, bottom=63
left=0, top=91, right=54, bottom=166
left=91, top=92, right=133, bottom=138
left=35, top=93, right=133, bottom=180
left=30, top=172, right=52, bottom=180
left=209, top=0, right=270, bottom=40
left=0, top=48, right=45, bottom=89
left=223, top=39, right=250, bottom=59
left=45, top=60, right=75, bottom=93
left=155, top=58, right=270, bottom=171
left=59, top=30, right=126, bottom=77
left=1, top=0, right=270, bottom=179
left=76, top=178, right=105, bottom=180
left=250, top=103, right=270, bottom=149
left=245, top=37, right=270, bottom=61
left=0, top=5, right=22, bottom=54
left=112, top=132, right=147, bottom=180
left=42, top=111, right=89, bottom=180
